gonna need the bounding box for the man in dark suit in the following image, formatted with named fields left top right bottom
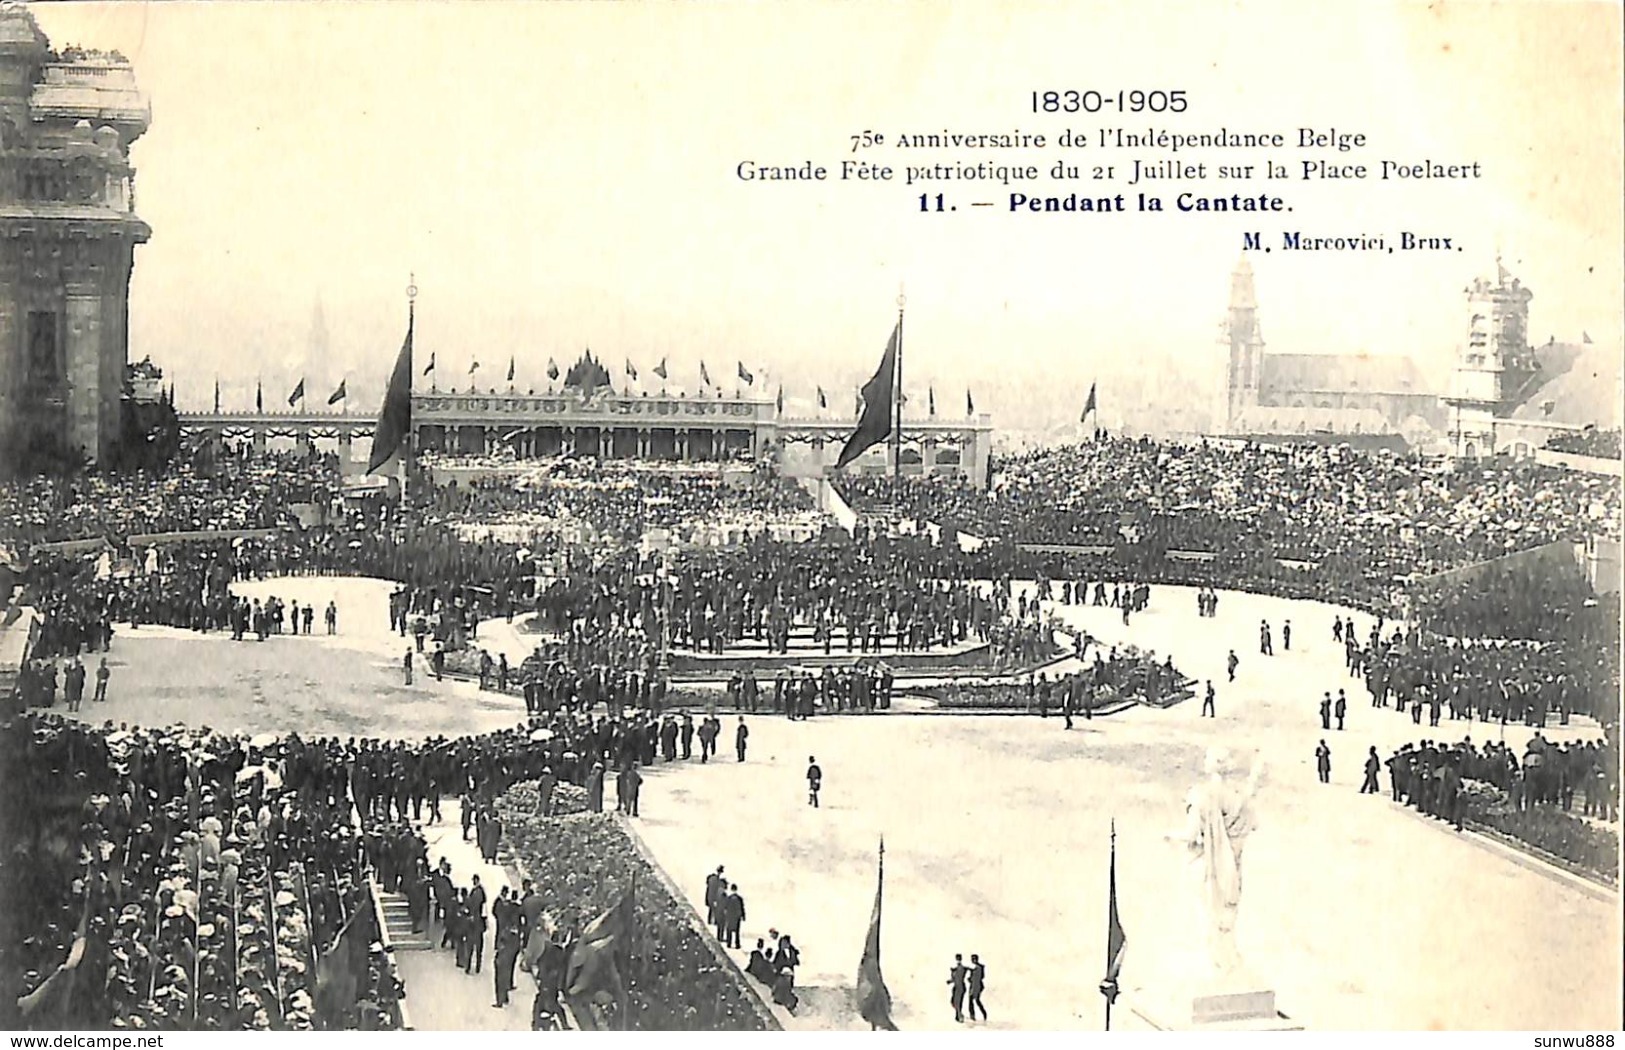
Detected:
left=492, top=887, right=522, bottom=1008
left=967, top=954, right=988, bottom=1021
left=947, top=954, right=968, bottom=1023
left=736, top=717, right=750, bottom=762
left=466, top=874, right=489, bottom=974
left=720, top=884, right=745, bottom=949
left=518, top=879, right=545, bottom=946
left=705, top=866, right=726, bottom=926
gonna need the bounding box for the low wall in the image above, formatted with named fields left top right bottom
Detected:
left=1535, top=448, right=1623, bottom=478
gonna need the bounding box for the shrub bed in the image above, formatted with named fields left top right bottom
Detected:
left=492, top=801, right=774, bottom=1031
left=1459, top=781, right=1619, bottom=885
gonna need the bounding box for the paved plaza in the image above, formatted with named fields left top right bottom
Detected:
left=71, top=575, right=1623, bottom=1031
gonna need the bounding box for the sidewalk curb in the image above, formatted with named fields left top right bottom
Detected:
left=1390, top=802, right=1619, bottom=903
left=614, top=814, right=788, bottom=1031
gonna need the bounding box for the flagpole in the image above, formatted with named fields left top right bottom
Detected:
left=893, top=288, right=905, bottom=486
left=1102, top=817, right=1119, bottom=1032
left=1105, top=818, right=1115, bottom=1032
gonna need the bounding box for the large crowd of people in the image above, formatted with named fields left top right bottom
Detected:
left=1545, top=428, right=1623, bottom=460
left=3, top=428, right=1620, bottom=1030
left=840, top=438, right=1621, bottom=588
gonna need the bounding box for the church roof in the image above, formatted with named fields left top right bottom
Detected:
left=1260, top=352, right=1430, bottom=396
left=1511, top=340, right=1622, bottom=427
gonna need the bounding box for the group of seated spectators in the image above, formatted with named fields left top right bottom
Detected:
left=1, top=715, right=405, bottom=1031
left=839, top=438, right=1621, bottom=586
left=1544, top=428, right=1623, bottom=460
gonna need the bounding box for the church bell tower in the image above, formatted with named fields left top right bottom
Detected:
left=1444, top=260, right=1538, bottom=459
left=1219, top=258, right=1265, bottom=432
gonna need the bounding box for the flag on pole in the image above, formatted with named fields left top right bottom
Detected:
left=255, top=381, right=263, bottom=413
left=700, top=361, right=712, bottom=386
left=547, top=358, right=559, bottom=381
left=468, top=360, right=480, bottom=376
left=288, top=379, right=305, bottom=407
left=213, top=378, right=220, bottom=414
left=1081, top=382, right=1098, bottom=423
left=507, top=356, right=516, bottom=383
left=1100, top=821, right=1127, bottom=1010
left=966, top=388, right=974, bottom=416
left=653, top=357, right=668, bottom=380
left=626, top=359, right=638, bottom=382
left=928, top=386, right=936, bottom=416
left=836, top=321, right=899, bottom=469
left=776, top=385, right=784, bottom=414
left=817, top=385, right=828, bottom=409
left=565, top=881, right=637, bottom=1030
left=327, top=379, right=346, bottom=405
left=367, top=302, right=415, bottom=473
left=737, top=361, right=754, bottom=385
left=422, top=351, right=435, bottom=377
left=1583, top=331, right=1593, bottom=344
left=855, top=838, right=898, bottom=1030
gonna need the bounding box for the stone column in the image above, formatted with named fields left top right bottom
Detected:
left=252, top=428, right=267, bottom=457
left=338, top=428, right=354, bottom=462
left=923, top=438, right=938, bottom=478
left=64, top=283, right=103, bottom=463
left=297, top=431, right=315, bottom=460
left=600, top=428, right=613, bottom=459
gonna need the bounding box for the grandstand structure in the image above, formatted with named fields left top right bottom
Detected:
left=178, top=350, right=996, bottom=486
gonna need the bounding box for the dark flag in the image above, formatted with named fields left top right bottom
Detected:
left=547, top=358, right=560, bottom=381
left=288, top=379, right=305, bottom=407
left=700, top=360, right=712, bottom=386
left=565, top=882, right=637, bottom=1030
left=653, top=357, right=668, bottom=380
left=817, top=385, right=828, bottom=409
left=1100, top=821, right=1127, bottom=1027
left=327, top=379, right=347, bottom=405
left=1081, top=381, right=1098, bottom=423
left=213, top=378, right=221, bottom=413
left=855, top=838, right=897, bottom=1030
left=1583, top=331, right=1593, bottom=344
left=315, top=906, right=373, bottom=1029
left=776, top=385, right=784, bottom=414
left=835, top=321, right=899, bottom=470
left=468, top=359, right=480, bottom=377
left=966, top=388, right=974, bottom=416
left=928, top=386, right=936, bottom=416
left=367, top=305, right=414, bottom=473
left=737, top=361, right=754, bottom=385
left=422, top=351, right=436, bottom=377
left=507, top=356, right=516, bottom=382
left=626, top=358, right=638, bottom=382
left=255, top=381, right=263, bottom=413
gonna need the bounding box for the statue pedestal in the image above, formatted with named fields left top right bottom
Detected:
left=1125, top=960, right=1299, bottom=1031
left=1129, top=989, right=1297, bottom=1032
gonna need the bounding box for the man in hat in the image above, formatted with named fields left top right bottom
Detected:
left=705, top=865, right=726, bottom=926
left=466, top=874, right=489, bottom=974
left=492, top=886, right=522, bottom=1008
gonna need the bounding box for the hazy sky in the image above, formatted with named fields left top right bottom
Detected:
left=31, top=1, right=1625, bottom=427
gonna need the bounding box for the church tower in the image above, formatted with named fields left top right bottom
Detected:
left=1219, top=258, right=1265, bottom=431
left=1444, top=260, right=1538, bottom=459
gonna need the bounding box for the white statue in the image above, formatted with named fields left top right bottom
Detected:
left=1170, top=747, right=1267, bottom=979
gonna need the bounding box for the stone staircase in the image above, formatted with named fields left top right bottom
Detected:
left=377, top=890, right=434, bottom=951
